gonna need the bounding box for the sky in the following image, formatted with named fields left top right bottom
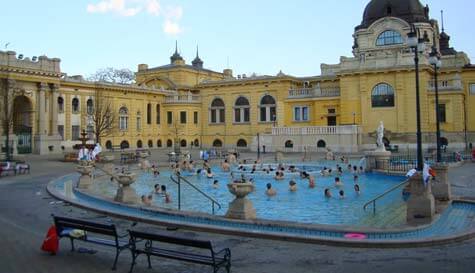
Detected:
left=1, top=0, right=474, bottom=78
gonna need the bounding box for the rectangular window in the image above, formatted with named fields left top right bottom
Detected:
left=470, top=84, right=475, bottom=95
left=136, top=117, right=141, bottom=131
left=244, top=108, right=250, bottom=122
left=219, top=109, right=225, bottom=123
left=156, top=105, right=161, bottom=124
left=72, top=126, right=80, bottom=141
left=194, top=111, right=198, bottom=124
left=438, top=104, right=446, bottom=123
left=260, top=107, right=266, bottom=122
left=167, top=111, right=173, bottom=124
left=180, top=111, right=187, bottom=124
left=147, top=104, right=152, bottom=124
left=211, top=109, right=216, bottom=123
left=235, top=108, right=241, bottom=123
left=294, top=106, right=309, bottom=121
left=58, top=125, right=64, bottom=140
left=328, top=108, right=336, bottom=114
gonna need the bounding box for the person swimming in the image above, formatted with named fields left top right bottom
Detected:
left=353, top=175, right=359, bottom=184
left=213, top=180, right=219, bottom=189
left=265, top=183, right=277, bottom=197
left=339, top=190, right=345, bottom=199
left=335, top=177, right=343, bottom=187
left=354, top=184, right=360, bottom=195
left=206, top=168, right=214, bottom=179
left=154, top=184, right=162, bottom=194
left=289, top=180, right=297, bottom=192
left=324, top=188, right=332, bottom=198
left=308, top=176, right=316, bottom=188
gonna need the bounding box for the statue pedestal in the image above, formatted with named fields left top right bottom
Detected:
left=275, top=150, right=284, bottom=162
left=77, top=163, right=94, bottom=189
left=225, top=183, right=256, bottom=220
left=431, top=163, right=451, bottom=201
left=114, top=173, right=139, bottom=204
left=406, top=172, right=435, bottom=224
left=365, top=149, right=391, bottom=171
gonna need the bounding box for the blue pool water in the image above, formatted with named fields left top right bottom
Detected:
left=91, top=163, right=407, bottom=226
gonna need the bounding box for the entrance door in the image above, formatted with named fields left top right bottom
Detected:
left=15, top=125, right=32, bottom=154
left=327, top=116, right=337, bottom=126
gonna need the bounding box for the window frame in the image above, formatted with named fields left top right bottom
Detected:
left=371, top=83, right=395, bottom=108
left=180, top=111, right=187, bottom=124
left=259, top=95, right=276, bottom=122
left=210, top=98, right=225, bottom=124
left=119, top=107, right=129, bottom=131
left=376, top=30, right=403, bottom=46
left=233, top=96, right=251, bottom=124
left=293, top=106, right=309, bottom=122
left=72, top=98, right=80, bottom=113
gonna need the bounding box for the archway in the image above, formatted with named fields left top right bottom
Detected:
left=194, top=139, right=200, bottom=147
left=317, top=140, right=326, bottom=148
left=212, top=139, right=223, bottom=148
left=148, top=140, right=153, bottom=148
left=137, top=140, right=143, bottom=148
left=237, top=139, right=247, bottom=147
left=285, top=140, right=294, bottom=148
left=13, top=96, right=33, bottom=154
left=180, top=139, right=187, bottom=147
left=105, top=140, right=112, bottom=150
left=120, top=140, right=130, bottom=149
left=157, top=139, right=162, bottom=148
left=167, top=139, right=173, bottom=148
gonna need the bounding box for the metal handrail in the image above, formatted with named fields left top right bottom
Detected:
left=363, top=179, right=410, bottom=215
left=170, top=174, right=222, bottom=215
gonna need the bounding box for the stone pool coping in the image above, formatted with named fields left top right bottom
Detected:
left=47, top=173, right=475, bottom=248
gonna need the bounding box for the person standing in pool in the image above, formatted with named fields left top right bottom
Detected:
left=221, top=160, right=231, bottom=172
left=265, top=183, right=277, bottom=197
left=354, top=184, right=361, bottom=195
left=308, top=176, right=316, bottom=188
left=339, top=190, right=345, bottom=199
left=289, top=180, right=297, bottom=192
left=213, top=180, right=219, bottom=189
left=335, top=177, right=344, bottom=187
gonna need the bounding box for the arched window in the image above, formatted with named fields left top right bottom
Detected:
left=57, top=97, right=64, bottom=113
left=148, top=140, right=153, bottom=148
left=72, top=98, right=80, bottom=113
left=285, top=140, right=294, bottom=148
left=167, top=139, right=173, bottom=147
left=120, top=140, right=129, bottom=149
left=137, top=140, right=143, bottom=148
left=210, top=98, right=225, bottom=124
left=194, top=139, right=199, bottom=147
left=371, top=83, right=395, bottom=107
left=119, top=107, right=128, bottom=130
left=147, top=103, right=152, bottom=124
left=259, top=95, right=276, bottom=122
left=317, top=140, right=326, bottom=148
left=136, top=111, right=142, bottom=131
left=376, top=30, right=403, bottom=46
left=156, top=104, right=161, bottom=124
left=105, top=140, right=112, bottom=150
left=234, top=97, right=250, bottom=123
left=180, top=139, right=187, bottom=147
left=86, top=99, right=94, bottom=115
left=237, top=139, right=247, bottom=147
left=157, top=139, right=162, bottom=147
left=212, top=139, right=223, bottom=147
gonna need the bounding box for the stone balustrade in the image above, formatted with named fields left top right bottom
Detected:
left=272, top=125, right=359, bottom=136
left=288, top=87, right=340, bottom=98
left=427, top=78, right=463, bottom=92
left=164, top=94, right=201, bottom=104
left=0, top=50, right=61, bottom=74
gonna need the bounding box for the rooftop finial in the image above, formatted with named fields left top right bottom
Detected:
left=441, top=10, right=445, bottom=32
left=175, top=40, right=178, bottom=54
left=192, top=44, right=203, bottom=68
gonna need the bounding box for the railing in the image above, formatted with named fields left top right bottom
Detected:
left=272, top=125, right=359, bottom=136
left=288, top=87, right=340, bottom=98
left=363, top=179, right=410, bottom=215
left=170, top=174, right=222, bottom=215
left=427, top=79, right=462, bottom=92
left=164, top=94, right=201, bottom=104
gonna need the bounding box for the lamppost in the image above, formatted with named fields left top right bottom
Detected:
left=429, top=46, right=442, bottom=163
left=407, top=24, right=428, bottom=171
left=272, top=114, right=276, bottom=127
left=352, top=112, right=356, bottom=125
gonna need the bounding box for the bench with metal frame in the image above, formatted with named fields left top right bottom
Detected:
left=53, top=215, right=130, bottom=270
left=128, top=230, right=231, bottom=273
left=0, top=162, right=16, bottom=177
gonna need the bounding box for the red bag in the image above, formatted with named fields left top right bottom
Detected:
left=41, top=225, right=59, bottom=255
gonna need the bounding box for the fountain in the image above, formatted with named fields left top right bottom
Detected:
left=225, top=182, right=256, bottom=220
left=76, top=129, right=94, bottom=189
left=101, top=154, right=115, bottom=174
left=114, top=172, right=139, bottom=204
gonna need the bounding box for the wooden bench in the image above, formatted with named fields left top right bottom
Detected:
left=128, top=230, right=231, bottom=273
left=53, top=215, right=130, bottom=270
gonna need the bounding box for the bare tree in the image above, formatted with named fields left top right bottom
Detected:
left=88, top=67, right=135, bottom=84
left=0, top=79, right=15, bottom=160
left=90, top=89, right=116, bottom=144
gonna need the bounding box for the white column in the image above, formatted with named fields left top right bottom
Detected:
left=38, top=83, right=47, bottom=135
left=50, top=84, right=59, bottom=136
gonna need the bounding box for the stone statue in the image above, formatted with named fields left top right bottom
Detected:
left=376, top=121, right=385, bottom=150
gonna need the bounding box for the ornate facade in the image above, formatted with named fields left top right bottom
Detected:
left=1, top=0, right=474, bottom=155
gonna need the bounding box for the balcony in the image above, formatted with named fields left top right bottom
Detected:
left=288, top=87, right=340, bottom=99
left=272, top=125, right=359, bottom=136
left=427, top=78, right=462, bottom=92
left=164, top=94, right=201, bottom=104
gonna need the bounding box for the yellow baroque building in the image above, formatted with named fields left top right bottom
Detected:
left=1, top=0, right=474, bottom=155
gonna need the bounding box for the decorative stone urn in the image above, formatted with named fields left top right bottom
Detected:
left=225, top=182, right=256, bottom=220
left=114, top=173, right=139, bottom=204
left=77, top=162, right=94, bottom=189
left=102, top=155, right=115, bottom=174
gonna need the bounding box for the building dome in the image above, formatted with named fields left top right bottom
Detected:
left=356, top=0, right=430, bottom=30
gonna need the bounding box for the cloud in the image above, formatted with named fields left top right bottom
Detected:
left=163, top=5, right=182, bottom=20
left=163, top=20, right=183, bottom=35
left=145, top=0, right=160, bottom=16
left=86, top=0, right=141, bottom=17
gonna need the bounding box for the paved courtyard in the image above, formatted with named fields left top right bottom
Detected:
left=1, top=152, right=475, bottom=273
